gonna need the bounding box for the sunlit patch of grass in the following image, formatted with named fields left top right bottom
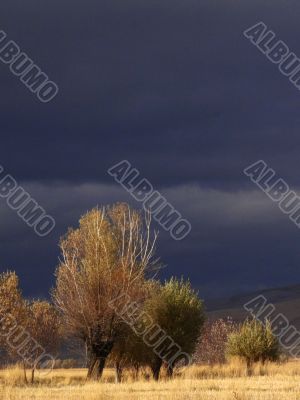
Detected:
left=0, top=361, right=300, bottom=399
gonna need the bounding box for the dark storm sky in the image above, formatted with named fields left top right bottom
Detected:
left=0, top=0, right=300, bottom=300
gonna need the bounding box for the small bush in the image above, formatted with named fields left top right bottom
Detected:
left=194, top=318, right=236, bottom=364
left=226, top=318, right=280, bottom=369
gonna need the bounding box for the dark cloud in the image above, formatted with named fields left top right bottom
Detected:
left=0, top=181, right=299, bottom=299
left=0, top=0, right=300, bottom=299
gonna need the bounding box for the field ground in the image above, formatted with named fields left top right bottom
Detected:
left=1, top=361, right=300, bottom=399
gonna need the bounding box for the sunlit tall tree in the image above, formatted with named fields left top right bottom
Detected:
left=53, top=203, right=158, bottom=380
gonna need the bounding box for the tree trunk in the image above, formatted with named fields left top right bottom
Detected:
left=31, top=368, right=35, bottom=384
left=22, top=362, right=28, bottom=384
left=246, top=358, right=253, bottom=376
left=87, top=353, right=97, bottom=379
left=93, top=358, right=106, bottom=380
left=86, top=340, right=114, bottom=381
left=151, top=358, right=162, bottom=381
left=87, top=356, right=106, bottom=380
left=133, top=364, right=139, bottom=381
left=115, top=361, right=122, bottom=383
left=166, top=364, right=173, bottom=378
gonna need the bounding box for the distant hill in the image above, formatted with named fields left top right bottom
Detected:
left=206, top=284, right=300, bottom=331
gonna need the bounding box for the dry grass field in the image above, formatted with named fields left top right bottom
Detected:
left=1, top=361, right=300, bottom=400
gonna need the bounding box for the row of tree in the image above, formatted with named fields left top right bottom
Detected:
left=0, top=203, right=281, bottom=383
left=0, top=204, right=205, bottom=382
left=0, top=271, right=60, bottom=383
left=52, top=204, right=206, bottom=380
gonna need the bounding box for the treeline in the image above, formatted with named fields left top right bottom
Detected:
left=0, top=271, right=60, bottom=383
left=0, top=203, right=281, bottom=383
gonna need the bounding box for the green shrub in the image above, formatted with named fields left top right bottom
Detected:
left=226, top=318, right=280, bottom=368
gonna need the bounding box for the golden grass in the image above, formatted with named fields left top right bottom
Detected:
left=1, top=361, right=300, bottom=399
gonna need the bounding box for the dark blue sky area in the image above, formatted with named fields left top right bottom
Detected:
left=0, top=0, right=300, bottom=300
